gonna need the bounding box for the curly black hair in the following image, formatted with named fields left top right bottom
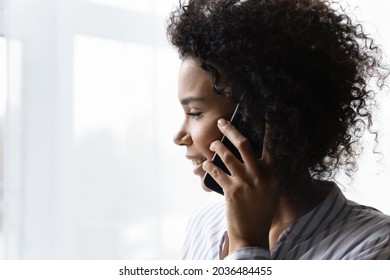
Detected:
left=167, top=0, right=388, bottom=197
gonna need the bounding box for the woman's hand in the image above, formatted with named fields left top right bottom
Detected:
left=202, top=118, right=280, bottom=253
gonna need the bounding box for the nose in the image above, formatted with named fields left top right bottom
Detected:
left=173, top=127, right=192, bottom=146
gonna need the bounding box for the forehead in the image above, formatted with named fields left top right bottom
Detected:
left=178, top=57, right=215, bottom=102
left=179, top=57, right=206, bottom=78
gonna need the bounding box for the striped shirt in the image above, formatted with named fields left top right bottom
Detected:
left=181, top=185, right=390, bottom=260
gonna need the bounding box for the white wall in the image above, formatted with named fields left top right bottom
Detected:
left=337, top=0, right=390, bottom=212
left=3, top=0, right=224, bottom=259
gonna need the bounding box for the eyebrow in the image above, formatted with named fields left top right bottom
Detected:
left=180, top=96, right=206, bottom=106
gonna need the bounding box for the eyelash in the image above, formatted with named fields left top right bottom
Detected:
left=187, top=112, right=203, bottom=120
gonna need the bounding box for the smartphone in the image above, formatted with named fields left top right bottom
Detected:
left=203, top=103, right=263, bottom=195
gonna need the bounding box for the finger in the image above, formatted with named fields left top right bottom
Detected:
left=202, top=160, right=231, bottom=189
left=217, top=118, right=257, bottom=166
left=210, top=140, right=242, bottom=175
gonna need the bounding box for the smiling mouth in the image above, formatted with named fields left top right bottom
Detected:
left=191, top=158, right=207, bottom=166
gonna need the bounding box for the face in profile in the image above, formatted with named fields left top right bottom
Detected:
left=173, top=57, right=236, bottom=191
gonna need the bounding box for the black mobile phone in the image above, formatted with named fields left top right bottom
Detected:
left=203, top=103, right=263, bottom=195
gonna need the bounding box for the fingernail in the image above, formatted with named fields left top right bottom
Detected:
left=217, top=118, right=228, bottom=126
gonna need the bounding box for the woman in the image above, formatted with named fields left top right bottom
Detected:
left=168, top=0, right=390, bottom=259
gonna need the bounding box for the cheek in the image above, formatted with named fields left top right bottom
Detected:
left=192, top=121, right=223, bottom=157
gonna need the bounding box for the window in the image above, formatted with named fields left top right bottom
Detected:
left=1, top=0, right=222, bottom=259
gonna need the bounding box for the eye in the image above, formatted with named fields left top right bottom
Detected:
left=186, top=110, right=203, bottom=120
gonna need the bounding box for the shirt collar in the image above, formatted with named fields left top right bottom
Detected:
left=271, top=184, right=345, bottom=257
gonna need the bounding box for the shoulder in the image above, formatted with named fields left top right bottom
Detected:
left=345, top=198, right=390, bottom=232
left=324, top=186, right=390, bottom=232
left=332, top=194, right=390, bottom=259
left=181, top=201, right=226, bottom=260
left=291, top=186, right=390, bottom=259
left=346, top=198, right=390, bottom=235
left=187, top=201, right=226, bottom=232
